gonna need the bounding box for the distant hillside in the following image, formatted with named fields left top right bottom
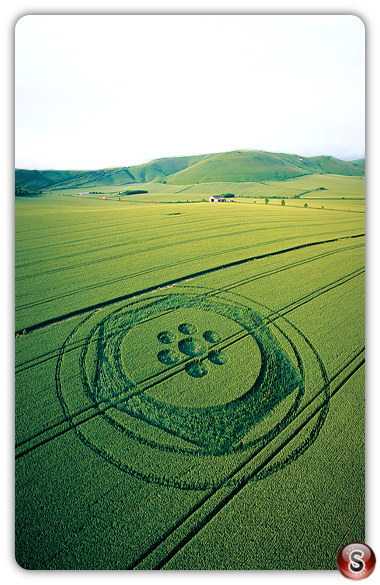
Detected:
left=127, top=154, right=214, bottom=183
left=348, top=158, right=365, bottom=173
left=160, top=151, right=306, bottom=184
left=160, top=151, right=365, bottom=184
left=15, top=150, right=365, bottom=191
left=306, top=156, right=365, bottom=177
left=15, top=169, right=80, bottom=190
left=15, top=167, right=137, bottom=191
left=15, top=155, right=214, bottom=192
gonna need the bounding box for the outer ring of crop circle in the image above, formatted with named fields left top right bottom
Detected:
left=57, top=289, right=330, bottom=489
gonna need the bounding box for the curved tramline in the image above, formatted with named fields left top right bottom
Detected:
left=15, top=234, right=364, bottom=336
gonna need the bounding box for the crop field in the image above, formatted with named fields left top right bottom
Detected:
left=15, top=177, right=365, bottom=570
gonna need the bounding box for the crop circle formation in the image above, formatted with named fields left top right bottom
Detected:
left=156, top=327, right=227, bottom=376
left=56, top=289, right=330, bottom=490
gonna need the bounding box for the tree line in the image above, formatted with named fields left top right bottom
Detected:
left=15, top=186, right=42, bottom=196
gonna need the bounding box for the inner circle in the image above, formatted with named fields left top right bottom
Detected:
left=203, top=330, right=221, bottom=344
left=118, top=305, right=263, bottom=409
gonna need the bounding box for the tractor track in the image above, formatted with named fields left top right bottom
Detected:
left=16, top=221, right=306, bottom=280
left=15, top=233, right=364, bottom=336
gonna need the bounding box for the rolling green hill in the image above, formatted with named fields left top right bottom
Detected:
left=306, top=155, right=365, bottom=176
left=15, top=167, right=137, bottom=191
left=160, top=151, right=307, bottom=184
left=15, top=150, right=365, bottom=192
left=348, top=158, right=365, bottom=173
left=127, top=153, right=214, bottom=183
left=160, top=151, right=365, bottom=184
left=15, top=155, right=215, bottom=192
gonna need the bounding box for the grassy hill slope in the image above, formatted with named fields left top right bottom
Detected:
left=16, top=150, right=365, bottom=192
left=306, top=156, right=365, bottom=176
left=158, top=151, right=365, bottom=185
left=15, top=168, right=137, bottom=191
left=15, top=154, right=213, bottom=191
left=127, top=154, right=214, bottom=182
left=160, top=151, right=310, bottom=184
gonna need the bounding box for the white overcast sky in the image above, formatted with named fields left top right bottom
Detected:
left=15, top=14, right=365, bottom=170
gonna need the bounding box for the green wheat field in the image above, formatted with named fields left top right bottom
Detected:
left=15, top=151, right=365, bottom=570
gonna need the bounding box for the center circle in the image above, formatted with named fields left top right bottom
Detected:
left=178, top=337, right=207, bottom=357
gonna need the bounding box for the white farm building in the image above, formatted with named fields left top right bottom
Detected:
left=209, top=196, right=226, bottom=202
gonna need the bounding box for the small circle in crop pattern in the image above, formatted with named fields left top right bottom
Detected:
left=178, top=322, right=197, bottom=335
left=185, top=359, right=208, bottom=378
left=157, top=349, right=181, bottom=365
left=203, top=330, right=221, bottom=344
left=337, top=543, right=376, bottom=579
left=157, top=330, right=177, bottom=344
left=208, top=349, right=228, bottom=365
